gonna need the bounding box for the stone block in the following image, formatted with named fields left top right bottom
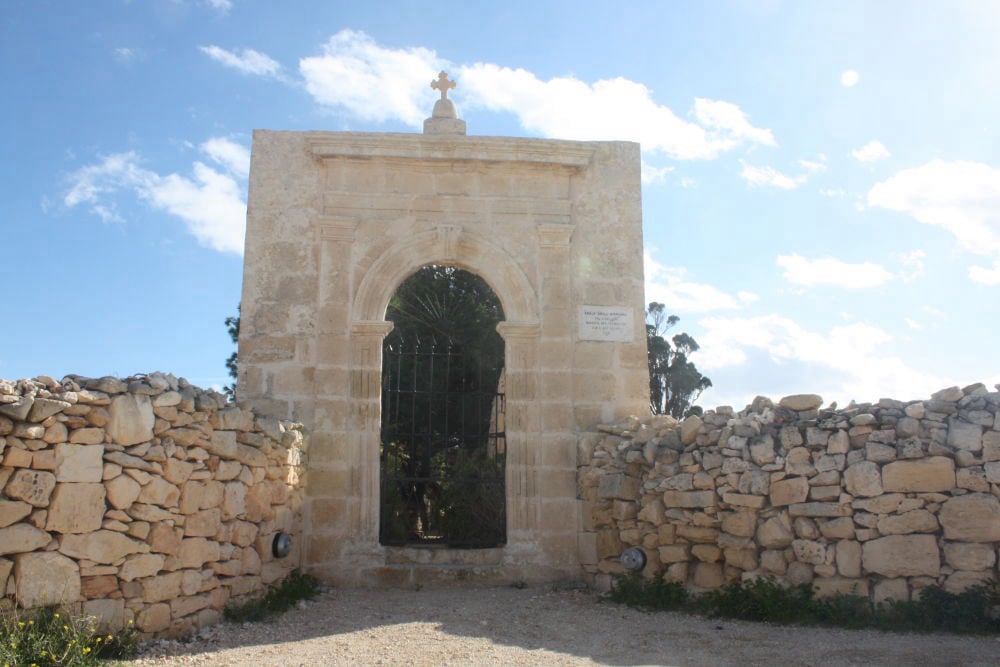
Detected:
left=4, top=469, right=56, bottom=507
left=788, top=502, right=850, bottom=517
left=770, top=476, right=809, bottom=507
left=185, top=508, right=222, bottom=538
left=46, top=483, right=106, bottom=533
left=836, top=540, right=862, bottom=578
left=137, top=602, right=171, bottom=632
left=680, top=415, right=702, bottom=445
left=862, top=535, right=940, bottom=577
left=944, top=570, right=994, bottom=594
left=873, top=578, right=909, bottom=603
left=68, top=427, right=104, bottom=446
left=693, top=562, right=724, bottom=588
left=59, top=530, right=148, bottom=564
left=779, top=394, right=823, bottom=411
left=663, top=490, right=717, bottom=508
left=0, top=500, right=32, bottom=528
left=938, top=493, right=1000, bottom=542
left=757, top=515, right=794, bottom=548
left=178, top=538, right=221, bottom=569
left=721, top=510, right=758, bottom=538
left=875, top=509, right=938, bottom=535
left=943, top=542, right=996, bottom=571
left=598, top=473, right=640, bottom=501
left=138, top=477, right=181, bottom=507
left=882, top=457, right=955, bottom=492
left=14, top=551, right=81, bottom=607
left=947, top=418, right=983, bottom=451
left=81, top=574, right=118, bottom=598
left=844, top=461, right=883, bottom=497
left=0, top=524, right=51, bottom=555
left=722, top=493, right=765, bottom=509
left=813, top=577, right=869, bottom=599
left=106, top=474, right=141, bottom=510
left=792, top=539, right=827, bottom=565
left=120, top=553, right=166, bottom=581
left=106, top=393, right=154, bottom=446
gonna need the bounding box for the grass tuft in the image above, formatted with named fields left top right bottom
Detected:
left=223, top=570, right=321, bottom=624
left=608, top=574, right=1000, bottom=635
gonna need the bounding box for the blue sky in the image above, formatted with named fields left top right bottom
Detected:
left=3, top=0, right=999, bottom=409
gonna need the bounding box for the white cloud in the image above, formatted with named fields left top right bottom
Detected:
left=904, top=317, right=923, bottom=330
left=641, top=162, right=674, bottom=185
left=199, top=45, right=281, bottom=77
left=644, top=252, right=742, bottom=313
left=921, top=305, right=945, bottom=319
left=867, top=159, right=1000, bottom=258
left=204, top=0, right=233, bottom=12
left=894, top=249, right=926, bottom=283
left=679, top=177, right=697, bottom=188
left=819, top=188, right=846, bottom=198
left=798, top=158, right=827, bottom=173
left=200, top=137, right=250, bottom=178
left=969, top=260, right=1000, bottom=285
left=852, top=140, right=890, bottom=162
left=696, top=314, right=942, bottom=405
left=63, top=140, right=248, bottom=254
left=841, top=70, right=859, bottom=87
left=294, top=31, right=774, bottom=158
left=737, top=291, right=759, bottom=304
left=777, top=254, right=893, bottom=289
left=299, top=30, right=443, bottom=126
left=113, top=47, right=141, bottom=63
left=740, top=162, right=807, bottom=189
left=460, top=63, right=774, bottom=159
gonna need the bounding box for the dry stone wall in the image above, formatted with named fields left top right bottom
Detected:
left=0, top=373, right=306, bottom=637
left=578, top=384, right=1000, bottom=602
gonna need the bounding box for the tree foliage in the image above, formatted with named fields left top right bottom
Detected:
left=223, top=305, right=239, bottom=401
left=646, top=302, right=712, bottom=418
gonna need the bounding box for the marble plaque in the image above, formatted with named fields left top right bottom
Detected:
left=579, top=306, right=634, bottom=342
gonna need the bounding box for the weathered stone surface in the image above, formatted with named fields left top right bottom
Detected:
left=149, top=523, right=182, bottom=555
left=944, top=570, right=994, bottom=594
left=722, top=492, right=765, bottom=509
left=0, top=499, right=32, bottom=527
left=813, top=577, right=869, bottom=599
left=598, top=473, right=640, bottom=501
left=59, top=530, right=148, bottom=563
left=779, top=394, right=823, bottom=411
left=862, top=535, right=940, bottom=577
left=119, top=553, right=166, bottom=581
left=770, top=476, right=809, bottom=507
left=0, top=523, right=52, bottom=555
left=836, top=540, right=862, bottom=578
left=14, top=551, right=80, bottom=607
left=788, top=502, right=850, bottom=517
left=178, top=537, right=221, bottom=569
left=943, top=542, right=996, bottom=571
left=137, top=602, right=171, bottom=632
left=947, top=418, right=983, bottom=451
left=882, top=457, right=955, bottom=492
left=106, top=393, right=154, bottom=446
left=843, top=461, right=883, bottom=497
left=876, top=509, right=938, bottom=535
left=873, top=578, right=909, bottom=603
left=4, top=469, right=56, bottom=506
left=138, top=476, right=180, bottom=507
left=938, top=493, right=1000, bottom=542
left=68, top=427, right=105, bottom=445
left=54, top=443, right=105, bottom=482
left=679, top=415, right=703, bottom=445
left=106, top=473, right=142, bottom=509
left=46, top=483, right=106, bottom=533
left=659, top=545, right=690, bottom=563
left=185, top=508, right=222, bottom=538
left=663, top=490, right=717, bottom=508
left=792, top=539, right=827, bottom=565
left=104, top=450, right=158, bottom=472
left=693, top=562, right=724, bottom=588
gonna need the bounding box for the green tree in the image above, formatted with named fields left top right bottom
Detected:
left=223, top=305, right=239, bottom=401
left=646, top=302, right=712, bottom=418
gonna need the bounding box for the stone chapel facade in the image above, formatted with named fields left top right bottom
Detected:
left=237, top=74, right=647, bottom=584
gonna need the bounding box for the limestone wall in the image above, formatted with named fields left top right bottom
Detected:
left=578, top=384, right=1000, bottom=601
left=0, top=373, right=306, bottom=636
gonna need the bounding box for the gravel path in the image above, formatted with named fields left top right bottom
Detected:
left=132, top=586, right=999, bottom=666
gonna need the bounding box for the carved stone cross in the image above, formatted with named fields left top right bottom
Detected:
left=431, top=71, right=456, bottom=100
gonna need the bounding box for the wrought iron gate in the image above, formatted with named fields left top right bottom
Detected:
left=379, top=333, right=506, bottom=548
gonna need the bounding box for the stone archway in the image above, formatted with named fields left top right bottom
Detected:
left=238, top=94, right=648, bottom=585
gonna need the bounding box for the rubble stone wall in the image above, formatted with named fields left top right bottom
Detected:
left=0, top=373, right=307, bottom=637
left=578, top=384, right=1000, bottom=602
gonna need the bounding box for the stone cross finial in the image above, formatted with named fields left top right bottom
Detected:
left=431, top=71, right=456, bottom=100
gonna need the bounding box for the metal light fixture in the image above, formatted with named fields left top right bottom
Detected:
left=620, top=547, right=647, bottom=572
left=272, top=532, right=293, bottom=558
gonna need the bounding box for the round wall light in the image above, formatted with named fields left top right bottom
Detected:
left=620, top=547, right=646, bottom=572
left=272, top=532, right=293, bottom=559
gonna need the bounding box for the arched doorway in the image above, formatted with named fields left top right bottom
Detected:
left=378, top=265, right=507, bottom=548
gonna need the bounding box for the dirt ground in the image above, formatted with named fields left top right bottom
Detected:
left=132, top=586, right=1000, bottom=666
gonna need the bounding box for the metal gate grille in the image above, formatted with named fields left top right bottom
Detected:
left=379, top=334, right=506, bottom=548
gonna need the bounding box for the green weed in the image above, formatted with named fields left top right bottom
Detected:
left=223, top=570, right=321, bottom=624
left=609, top=574, right=1000, bottom=635
left=0, top=605, right=138, bottom=666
